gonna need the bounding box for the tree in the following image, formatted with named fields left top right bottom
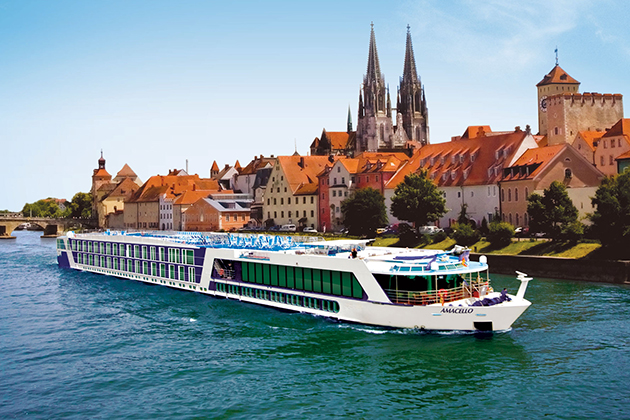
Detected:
left=527, top=181, right=581, bottom=240
left=451, top=222, right=481, bottom=247
left=487, top=221, right=515, bottom=247
left=341, top=187, right=388, bottom=236
left=390, top=171, right=446, bottom=230
left=21, top=198, right=63, bottom=218
left=67, top=192, right=92, bottom=219
left=590, top=170, right=630, bottom=247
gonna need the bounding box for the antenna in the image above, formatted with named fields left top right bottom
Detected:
left=186, top=159, right=188, bottom=174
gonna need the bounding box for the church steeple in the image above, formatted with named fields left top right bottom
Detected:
left=398, top=25, right=429, bottom=146
left=98, top=150, right=106, bottom=170
left=356, top=23, right=393, bottom=152
left=347, top=105, right=353, bottom=132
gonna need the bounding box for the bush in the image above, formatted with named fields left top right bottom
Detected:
left=451, top=223, right=481, bottom=247
left=432, top=230, right=447, bottom=243
left=487, top=222, right=515, bottom=247
left=560, top=220, right=585, bottom=243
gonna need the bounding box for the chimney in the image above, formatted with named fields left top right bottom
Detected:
left=298, top=157, right=305, bottom=168
left=328, top=155, right=334, bottom=163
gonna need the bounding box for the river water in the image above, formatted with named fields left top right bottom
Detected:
left=1, top=231, right=629, bottom=419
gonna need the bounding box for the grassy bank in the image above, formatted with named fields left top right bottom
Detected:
left=371, top=235, right=603, bottom=259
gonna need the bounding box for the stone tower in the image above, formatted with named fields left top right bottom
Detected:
left=356, top=23, right=394, bottom=153
left=397, top=25, right=429, bottom=146
left=91, top=151, right=112, bottom=219
left=536, top=63, right=580, bottom=136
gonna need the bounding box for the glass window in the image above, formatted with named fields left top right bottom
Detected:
left=179, top=266, right=185, bottom=281
left=188, top=267, right=195, bottom=283
left=142, top=246, right=148, bottom=260
left=170, top=265, right=176, bottom=279
left=160, top=264, right=166, bottom=277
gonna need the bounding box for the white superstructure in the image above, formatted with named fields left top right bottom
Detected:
left=56, top=231, right=532, bottom=332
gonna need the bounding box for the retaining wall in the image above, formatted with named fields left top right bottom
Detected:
left=471, top=253, right=630, bottom=285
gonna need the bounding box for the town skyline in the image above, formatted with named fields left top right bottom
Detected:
left=2, top=0, right=630, bottom=211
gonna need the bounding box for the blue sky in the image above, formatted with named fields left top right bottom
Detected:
left=2, top=0, right=629, bottom=211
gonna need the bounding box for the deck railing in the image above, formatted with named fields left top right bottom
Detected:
left=384, top=281, right=490, bottom=306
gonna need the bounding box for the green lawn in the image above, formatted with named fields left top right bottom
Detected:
left=370, top=235, right=602, bottom=259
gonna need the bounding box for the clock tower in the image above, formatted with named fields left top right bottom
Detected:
left=536, top=62, right=580, bottom=136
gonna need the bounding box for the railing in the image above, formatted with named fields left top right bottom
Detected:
left=384, top=281, right=490, bottom=306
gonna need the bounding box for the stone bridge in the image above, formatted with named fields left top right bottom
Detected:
left=0, top=216, right=97, bottom=237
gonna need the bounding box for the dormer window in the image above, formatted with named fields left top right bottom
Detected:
left=451, top=170, right=457, bottom=181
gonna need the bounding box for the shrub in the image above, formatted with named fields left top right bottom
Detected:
left=432, top=230, right=447, bottom=243
left=487, top=222, right=515, bottom=247
left=451, top=223, right=481, bottom=247
left=560, top=220, right=584, bottom=243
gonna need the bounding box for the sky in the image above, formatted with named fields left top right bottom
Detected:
left=2, top=0, right=630, bottom=211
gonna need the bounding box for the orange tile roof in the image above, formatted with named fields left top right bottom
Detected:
left=129, top=174, right=221, bottom=203
left=385, top=129, right=533, bottom=189
left=325, top=131, right=352, bottom=150
left=537, top=64, right=580, bottom=86
left=615, top=150, right=630, bottom=160
left=211, top=161, right=219, bottom=172
left=239, top=156, right=275, bottom=175
left=502, top=144, right=566, bottom=181
left=173, top=190, right=211, bottom=205
left=575, top=131, right=604, bottom=151
left=93, top=168, right=111, bottom=178
left=461, top=126, right=492, bottom=139
left=602, top=119, right=630, bottom=138
left=278, top=155, right=340, bottom=194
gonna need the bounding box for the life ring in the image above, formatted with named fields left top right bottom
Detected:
left=219, top=268, right=225, bottom=277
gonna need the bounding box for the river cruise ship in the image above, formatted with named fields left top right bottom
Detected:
left=56, top=231, right=532, bottom=332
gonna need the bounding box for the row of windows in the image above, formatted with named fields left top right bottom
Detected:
left=501, top=187, right=530, bottom=202
left=601, top=155, right=616, bottom=166
left=502, top=212, right=529, bottom=227
left=70, top=240, right=194, bottom=264
left=267, top=196, right=315, bottom=205
left=239, top=261, right=364, bottom=299
left=215, top=283, right=340, bottom=313
left=267, top=210, right=315, bottom=219
left=602, top=138, right=622, bottom=149
left=75, top=253, right=197, bottom=282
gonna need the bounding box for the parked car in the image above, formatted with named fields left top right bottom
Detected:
left=376, top=227, right=388, bottom=235
left=279, top=224, right=297, bottom=232
left=303, top=227, right=317, bottom=233
left=418, top=226, right=444, bottom=235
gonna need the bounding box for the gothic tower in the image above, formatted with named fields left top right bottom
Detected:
left=397, top=25, right=429, bottom=146
left=356, top=23, right=394, bottom=153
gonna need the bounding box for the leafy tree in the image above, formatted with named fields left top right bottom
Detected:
left=590, top=171, right=630, bottom=247
left=487, top=221, right=515, bottom=247
left=451, top=222, right=481, bottom=247
left=457, top=204, right=470, bottom=225
left=390, top=171, right=446, bottom=230
left=527, top=181, right=581, bottom=240
left=341, top=187, right=388, bottom=236
left=21, top=198, right=63, bottom=218
left=67, top=192, right=92, bottom=219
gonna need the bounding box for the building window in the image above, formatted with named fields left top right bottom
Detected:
left=288, top=197, right=291, bottom=204
left=604, top=140, right=608, bottom=149
left=457, top=191, right=461, bottom=198
left=280, top=198, right=283, bottom=205
left=337, top=167, right=340, bottom=172
left=311, top=210, right=314, bottom=217
left=508, top=189, right=512, bottom=202
left=601, top=156, right=605, bottom=166
left=516, top=213, right=520, bottom=226
left=525, top=187, right=529, bottom=198
left=281, top=211, right=284, bottom=218
left=311, top=197, right=314, bottom=204
left=274, top=211, right=277, bottom=218
left=226, top=215, right=230, bottom=222
left=501, top=189, right=505, bottom=202
left=288, top=211, right=292, bottom=218
left=332, top=191, right=336, bottom=197
left=303, top=197, right=306, bottom=204
left=610, top=155, right=614, bottom=165
left=565, top=168, right=572, bottom=178
left=515, top=188, right=519, bottom=201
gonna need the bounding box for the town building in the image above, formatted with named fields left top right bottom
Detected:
left=500, top=143, right=605, bottom=226
left=183, top=193, right=253, bottom=232
left=384, top=126, right=538, bottom=228
left=124, top=170, right=221, bottom=230
left=90, top=153, right=142, bottom=228
left=317, top=152, right=408, bottom=232
left=262, top=155, right=336, bottom=229
left=593, top=119, right=630, bottom=176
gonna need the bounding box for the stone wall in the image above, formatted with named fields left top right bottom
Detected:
left=472, top=253, right=630, bottom=284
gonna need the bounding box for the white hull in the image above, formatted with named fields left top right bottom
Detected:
left=57, top=232, right=532, bottom=332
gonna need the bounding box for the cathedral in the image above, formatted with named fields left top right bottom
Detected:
left=355, top=23, right=429, bottom=154
left=310, top=24, right=429, bottom=157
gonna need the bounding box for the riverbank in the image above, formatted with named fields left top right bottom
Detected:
left=371, top=236, right=630, bottom=284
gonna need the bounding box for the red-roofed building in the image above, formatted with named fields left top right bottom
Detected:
left=572, top=130, right=604, bottom=164
left=500, top=143, right=605, bottom=227
left=594, top=119, right=630, bottom=176
left=262, top=155, right=338, bottom=229
left=124, top=171, right=221, bottom=230
left=384, top=126, right=539, bottom=228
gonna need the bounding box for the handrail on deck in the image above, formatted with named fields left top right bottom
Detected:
left=385, top=281, right=490, bottom=306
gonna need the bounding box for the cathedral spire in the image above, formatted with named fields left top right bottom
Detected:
left=365, top=22, right=382, bottom=87
left=347, top=105, right=353, bottom=132
left=402, top=24, right=419, bottom=85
